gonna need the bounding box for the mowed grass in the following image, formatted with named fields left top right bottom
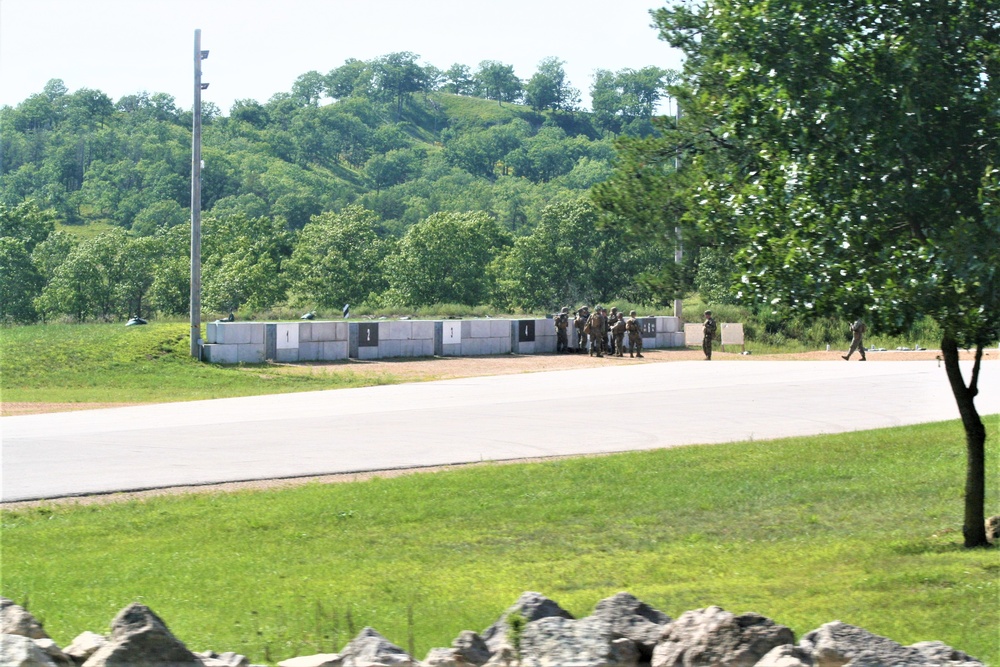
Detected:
left=1, top=420, right=997, bottom=665
left=0, top=322, right=403, bottom=404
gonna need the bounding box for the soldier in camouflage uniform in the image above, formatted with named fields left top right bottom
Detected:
left=554, top=307, right=570, bottom=353
left=703, top=310, right=717, bottom=360
left=842, top=317, right=867, bottom=361
left=574, top=307, right=590, bottom=352
left=626, top=310, right=644, bottom=358
left=585, top=307, right=606, bottom=357
left=610, top=311, right=626, bottom=357
left=607, top=307, right=621, bottom=356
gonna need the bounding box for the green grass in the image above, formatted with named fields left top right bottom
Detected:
left=1, top=420, right=997, bottom=665
left=0, top=322, right=402, bottom=404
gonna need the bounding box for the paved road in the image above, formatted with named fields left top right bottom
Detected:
left=2, top=359, right=996, bottom=502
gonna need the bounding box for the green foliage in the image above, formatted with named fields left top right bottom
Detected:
left=1, top=420, right=995, bottom=663
left=285, top=206, right=393, bottom=309
left=385, top=212, right=511, bottom=306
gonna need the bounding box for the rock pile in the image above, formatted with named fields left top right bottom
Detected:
left=0, top=592, right=983, bottom=667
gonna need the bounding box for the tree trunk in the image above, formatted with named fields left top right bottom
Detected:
left=940, top=334, right=989, bottom=548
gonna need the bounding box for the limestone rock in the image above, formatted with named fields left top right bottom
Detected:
left=339, top=627, right=416, bottom=667
left=33, top=638, right=73, bottom=666
left=590, top=592, right=671, bottom=659
left=0, top=598, right=49, bottom=640
left=755, top=644, right=814, bottom=667
left=0, top=633, right=58, bottom=667
left=197, top=649, right=251, bottom=667
left=481, top=645, right=518, bottom=667
left=452, top=631, right=491, bottom=666
left=985, top=515, right=1000, bottom=544
left=64, top=632, right=107, bottom=664
left=277, top=654, right=343, bottom=667
left=798, top=621, right=983, bottom=667
left=651, top=606, right=794, bottom=667
left=81, top=603, right=202, bottom=667
left=421, top=647, right=464, bottom=666
left=909, top=640, right=984, bottom=666
left=518, top=615, right=639, bottom=667
left=481, top=593, right=573, bottom=653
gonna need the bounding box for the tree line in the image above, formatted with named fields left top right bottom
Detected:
left=0, top=198, right=672, bottom=324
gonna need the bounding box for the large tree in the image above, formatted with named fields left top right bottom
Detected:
left=524, top=57, right=580, bottom=113
left=598, top=0, right=999, bottom=546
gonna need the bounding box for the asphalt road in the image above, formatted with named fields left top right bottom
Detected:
left=2, top=359, right=996, bottom=502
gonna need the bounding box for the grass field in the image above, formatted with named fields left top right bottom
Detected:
left=1, top=420, right=997, bottom=665
left=0, top=322, right=405, bottom=404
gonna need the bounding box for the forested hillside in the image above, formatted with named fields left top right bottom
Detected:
left=0, top=54, right=679, bottom=323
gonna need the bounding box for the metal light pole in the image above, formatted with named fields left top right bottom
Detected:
left=190, top=30, right=209, bottom=358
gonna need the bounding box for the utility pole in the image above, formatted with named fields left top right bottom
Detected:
left=673, top=99, right=683, bottom=320
left=190, top=30, right=208, bottom=358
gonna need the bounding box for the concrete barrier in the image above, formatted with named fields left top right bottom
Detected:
left=202, top=316, right=708, bottom=364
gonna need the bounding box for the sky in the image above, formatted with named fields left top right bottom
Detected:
left=0, top=0, right=684, bottom=114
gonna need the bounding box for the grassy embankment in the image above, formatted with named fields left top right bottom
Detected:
left=1, top=420, right=997, bottom=665
left=0, top=322, right=407, bottom=405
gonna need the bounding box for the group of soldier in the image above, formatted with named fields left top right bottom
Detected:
left=553, top=306, right=645, bottom=358
left=553, top=306, right=721, bottom=361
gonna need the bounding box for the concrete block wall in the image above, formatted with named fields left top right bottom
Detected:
left=204, top=320, right=348, bottom=363
left=512, top=318, right=558, bottom=355
left=442, top=319, right=513, bottom=357
left=202, top=316, right=699, bottom=364
left=203, top=322, right=266, bottom=364
left=352, top=320, right=436, bottom=360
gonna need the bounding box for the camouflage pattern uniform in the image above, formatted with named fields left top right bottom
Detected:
left=626, top=310, right=644, bottom=358
left=554, top=307, right=570, bottom=353
left=610, top=313, right=626, bottom=357
left=574, top=307, right=590, bottom=352
left=703, top=310, right=717, bottom=360
left=585, top=308, right=606, bottom=357
left=842, top=318, right=867, bottom=361
left=607, top=307, right=621, bottom=355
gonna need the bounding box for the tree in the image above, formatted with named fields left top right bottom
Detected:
left=442, top=63, right=476, bottom=95
left=370, top=52, right=430, bottom=119
left=386, top=211, right=511, bottom=305
left=291, top=71, right=327, bottom=106
left=524, top=57, right=580, bottom=113
left=201, top=213, right=291, bottom=313
left=285, top=205, right=393, bottom=308
left=474, top=61, right=523, bottom=106
left=600, top=0, right=999, bottom=546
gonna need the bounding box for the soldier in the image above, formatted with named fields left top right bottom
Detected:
left=625, top=310, right=644, bottom=358
left=586, top=307, right=606, bottom=357
left=607, top=307, right=621, bottom=355
left=554, top=307, right=570, bottom=353
left=703, top=310, right=717, bottom=360
left=610, top=311, right=626, bottom=357
left=842, top=317, right=867, bottom=361
left=574, top=307, right=590, bottom=352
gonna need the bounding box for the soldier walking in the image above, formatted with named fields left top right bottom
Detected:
left=625, top=310, right=644, bottom=358
left=554, top=307, right=570, bottom=353
left=842, top=317, right=867, bottom=361
left=703, top=310, right=717, bottom=360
